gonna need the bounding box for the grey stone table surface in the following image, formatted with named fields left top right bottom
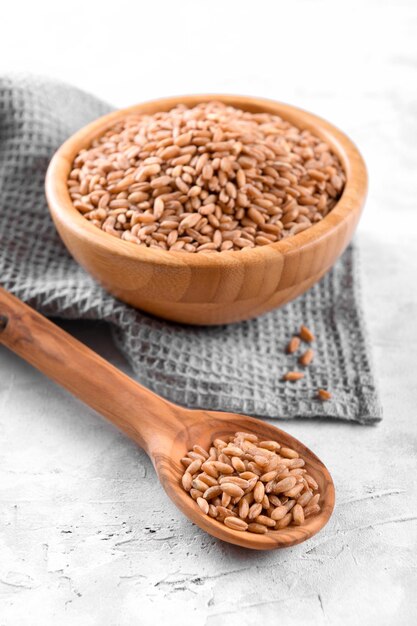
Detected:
left=1, top=0, right=416, bottom=624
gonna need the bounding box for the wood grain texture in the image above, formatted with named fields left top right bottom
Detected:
left=0, top=288, right=334, bottom=550
left=45, top=94, right=367, bottom=325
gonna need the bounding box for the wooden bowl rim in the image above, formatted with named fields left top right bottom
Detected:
left=45, top=94, right=367, bottom=268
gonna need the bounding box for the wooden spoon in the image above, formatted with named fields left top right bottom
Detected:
left=0, top=288, right=335, bottom=550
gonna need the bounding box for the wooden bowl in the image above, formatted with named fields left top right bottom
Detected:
left=45, top=95, right=367, bottom=325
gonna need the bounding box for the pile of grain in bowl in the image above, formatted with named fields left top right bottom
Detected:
left=68, top=101, right=346, bottom=253
left=181, top=431, right=321, bottom=533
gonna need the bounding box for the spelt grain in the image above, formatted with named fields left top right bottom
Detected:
left=260, top=470, right=279, bottom=482
left=219, top=476, right=249, bottom=489
left=268, top=495, right=282, bottom=507
left=198, top=473, right=218, bottom=487
left=299, top=348, right=314, bottom=366
left=284, top=483, right=304, bottom=498
left=224, top=517, right=248, bottom=531
left=273, top=476, right=298, bottom=493
left=197, top=497, right=209, bottom=515
left=254, top=481, right=265, bottom=503
left=220, top=483, right=244, bottom=498
left=201, top=461, right=219, bottom=478
left=208, top=504, right=218, bottom=517
left=248, top=502, right=263, bottom=520
left=271, top=506, right=289, bottom=521
left=181, top=472, right=192, bottom=491
left=247, top=523, right=268, bottom=534
left=305, top=475, right=319, bottom=490
left=192, top=478, right=208, bottom=492
left=280, top=447, right=299, bottom=459
left=203, top=486, right=222, bottom=500
left=70, top=102, right=345, bottom=253
left=309, top=493, right=321, bottom=507
left=240, top=471, right=258, bottom=480
left=221, top=492, right=231, bottom=508
left=231, top=456, right=246, bottom=473
left=299, top=325, right=315, bottom=343
left=238, top=498, right=250, bottom=519
left=304, top=504, right=321, bottom=517
left=283, top=371, right=305, bottom=382
left=275, top=513, right=293, bottom=529
left=212, top=461, right=234, bottom=474
left=190, top=488, right=203, bottom=500
left=193, top=444, right=209, bottom=458
left=187, top=451, right=206, bottom=462
left=317, top=389, right=332, bottom=401
left=181, top=430, right=322, bottom=534
left=254, top=455, right=270, bottom=468
left=297, top=491, right=313, bottom=507
left=186, top=459, right=202, bottom=474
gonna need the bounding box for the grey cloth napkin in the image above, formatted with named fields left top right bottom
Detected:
left=0, top=74, right=382, bottom=424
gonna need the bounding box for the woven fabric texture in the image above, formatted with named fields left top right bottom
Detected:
left=0, top=75, right=382, bottom=424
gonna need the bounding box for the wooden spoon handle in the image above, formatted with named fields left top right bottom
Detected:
left=0, top=287, right=176, bottom=452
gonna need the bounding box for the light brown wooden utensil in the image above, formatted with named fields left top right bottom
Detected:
left=0, top=288, right=335, bottom=550
left=46, top=94, right=367, bottom=325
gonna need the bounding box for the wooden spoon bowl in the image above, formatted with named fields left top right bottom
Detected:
left=45, top=94, right=367, bottom=325
left=0, top=289, right=334, bottom=550
left=160, top=412, right=334, bottom=550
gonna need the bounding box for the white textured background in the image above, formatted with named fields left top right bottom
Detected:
left=1, top=0, right=416, bottom=624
